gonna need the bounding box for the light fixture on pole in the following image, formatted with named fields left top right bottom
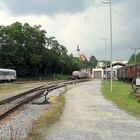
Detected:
left=102, top=38, right=107, bottom=83
left=102, top=1, right=113, bottom=92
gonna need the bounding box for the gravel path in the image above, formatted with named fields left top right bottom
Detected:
left=44, top=80, right=140, bottom=140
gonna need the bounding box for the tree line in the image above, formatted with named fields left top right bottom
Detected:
left=0, top=22, right=98, bottom=77
left=128, top=53, right=140, bottom=64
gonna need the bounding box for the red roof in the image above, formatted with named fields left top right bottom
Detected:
left=80, top=53, right=87, bottom=60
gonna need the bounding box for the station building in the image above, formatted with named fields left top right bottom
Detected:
left=92, top=60, right=127, bottom=79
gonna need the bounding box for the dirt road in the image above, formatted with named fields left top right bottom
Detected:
left=44, top=80, right=140, bottom=140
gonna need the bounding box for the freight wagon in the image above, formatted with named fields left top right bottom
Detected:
left=69, top=71, right=89, bottom=80
left=117, top=63, right=140, bottom=82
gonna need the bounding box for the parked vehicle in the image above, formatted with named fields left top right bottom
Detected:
left=117, top=63, right=140, bottom=82
left=0, top=69, right=16, bottom=82
left=69, top=71, right=89, bottom=80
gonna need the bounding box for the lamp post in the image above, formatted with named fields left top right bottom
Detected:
left=102, top=1, right=113, bottom=92
left=102, top=38, right=107, bottom=83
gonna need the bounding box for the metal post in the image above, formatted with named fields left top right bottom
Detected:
left=102, top=39, right=107, bottom=83
left=102, top=1, right=113, bottom=92
left=110, top=2, right=113, bottom=92
left=135, top=49, right=136, bottom=64
left=131, top=48, right=140, bottom=64
left=131, top=48, right=140, bottom=78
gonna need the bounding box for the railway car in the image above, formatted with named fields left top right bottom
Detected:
left=117, top=66, right=125, bottom=81
left=72, top=71, right=80, bottom=79
left=117, top=63, right=140, bottom=82
left=78, top=71, right=87, bottom=79
left=71, top=71, right=88, bottom=79
left=0, top=69, right=16, bottom=82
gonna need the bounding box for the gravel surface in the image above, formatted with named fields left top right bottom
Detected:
left=0, top=87, right=65, bottom=140
left=44, top=80, right=140, bottom=140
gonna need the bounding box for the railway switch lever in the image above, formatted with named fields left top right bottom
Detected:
left=43, top=90, right=49, bottom=103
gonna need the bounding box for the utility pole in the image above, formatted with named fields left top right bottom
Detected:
left=131, top=48, right=140, bottom=64
left=131, top=48, right=140, bottom=78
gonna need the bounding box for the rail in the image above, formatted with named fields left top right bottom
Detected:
left=0, top=79, right=89, bottom=121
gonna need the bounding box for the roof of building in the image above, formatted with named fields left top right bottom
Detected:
left=80, top=53, right=87, bottom=61
left=103, top=62, right=126, bottom=69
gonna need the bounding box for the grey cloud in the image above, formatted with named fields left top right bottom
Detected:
left=112, top=0, right=125, bottom=4
left=107, top=0, right=140, bottom=18
left=122, top=0, right=139, bottom=18
left=112, top=0, right=140, bottom=60
left=1, top=0, right=93, bottom=16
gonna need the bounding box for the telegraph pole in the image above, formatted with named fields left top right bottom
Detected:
left=131, top=48, right=140, bottom=78
left=131, top=48, right=140, bottom=64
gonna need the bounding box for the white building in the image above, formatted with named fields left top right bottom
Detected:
left=105, top=61, right=127, bottom=80
left=92, top=68, right=104, bottom=79
left=92, top=60, right=127, bottom=79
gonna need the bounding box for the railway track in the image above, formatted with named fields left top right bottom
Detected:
left=0, top=79, right=89, bottom=121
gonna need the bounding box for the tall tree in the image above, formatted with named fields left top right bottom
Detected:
left=128, top=54, right=135, bottom=64
left=136, top=53, right=140, bottom=63
left=0, top=22, right=84, bottom=77
left=0, top=22, right=46, bottom=76
left=89, top=55, right=98, bottom=68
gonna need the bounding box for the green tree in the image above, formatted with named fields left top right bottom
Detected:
left=0, top=22, right=46, bottom=76
left=0, top=22, right=84, bottom=78
left=128, top=54, right=135, bottom=64
left=89, top=55, right=98, bottom=68
left=136, top=53, right=140, bottom=63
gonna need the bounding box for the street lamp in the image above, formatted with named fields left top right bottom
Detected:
left=102, top=38, right=107, bottom=83
left=102, top=1, right=113, bottom=92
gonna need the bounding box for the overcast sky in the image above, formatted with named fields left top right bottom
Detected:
left=0, top=0, right=139, bottom=61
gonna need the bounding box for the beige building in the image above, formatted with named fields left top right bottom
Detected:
left=92, top=68, right=104, bottom=79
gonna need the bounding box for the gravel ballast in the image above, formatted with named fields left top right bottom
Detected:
left=0, top=87, right=65, bottom=140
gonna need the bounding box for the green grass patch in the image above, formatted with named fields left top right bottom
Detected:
left=102, top=80, right=140, bottom=117
left=17, top=74, right=69, bottom=81
left=27, top=89, right=66, bottom=140
left=0, top=84, right=20, bottom=92
left=54, top=74, right=69, bottom=80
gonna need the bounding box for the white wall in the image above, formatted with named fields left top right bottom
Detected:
left=92, top=68, right=104, bottom=79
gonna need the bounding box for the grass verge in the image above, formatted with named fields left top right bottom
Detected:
left=102, top=80, right=140, bottom=117
left=0, top=84, right=20, bottom=93
left=17, top=74, right=69, bottom=81
left=54, top=74, right=69, bottom=80
left=27, top=89, right=66, bottom=140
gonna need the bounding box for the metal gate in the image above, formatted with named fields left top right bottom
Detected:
left=94, top=71, right=102, bottom=78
